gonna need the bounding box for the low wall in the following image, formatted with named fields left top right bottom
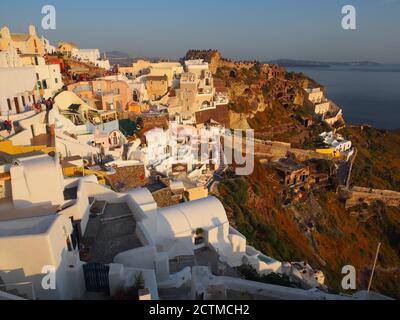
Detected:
left=345, top=186, right=400, bottom=208
left=291, top=148, right=333, bottom=161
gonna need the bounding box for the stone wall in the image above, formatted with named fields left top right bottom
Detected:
left=106, top=165, right=148, bottom=192
left=344, top=187, right=400, bottom=208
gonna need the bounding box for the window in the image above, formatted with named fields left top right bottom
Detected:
left=21, top=96, right=26, bottom=106
left=55, top=78, right=58, bottom=84
left=7, top=98, right=12, bottom=111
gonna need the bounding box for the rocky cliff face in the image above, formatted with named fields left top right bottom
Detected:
left=202, top=51, right=400, bottom=299
left=210, top=55, right=320, bottom=145
left=216, top=161, right=400, bottom=298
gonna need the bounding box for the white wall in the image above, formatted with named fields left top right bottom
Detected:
left=56, top=132, right=98, bottom=158
left=0, top=215, right=83, bottom=300
left=0, top=46, right=23, bottom=68
left=34, top=64, right=63, bottom=99
left=0, top=67, right=37, bottom=116
left=10, top=155, right=65, bottom=209
left=60, top=175, right=97, bottom=234
left=8, top=111, right=47, bottom=146
left=114, top=246, right=158, bottom=270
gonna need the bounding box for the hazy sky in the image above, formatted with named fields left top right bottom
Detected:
left=1, top=0, right=399, bottom=63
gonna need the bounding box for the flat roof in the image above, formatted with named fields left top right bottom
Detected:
left=275, top=158, right=307, bottom=172
left=0, top=214, right=56, bottom=238
left=0, top=197, right=59, bottom=223
left=146, top=75, right=168, bottom=81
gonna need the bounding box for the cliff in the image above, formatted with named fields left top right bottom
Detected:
left=203, top=51, right=400, bottom=298
left=216, top=161, right=400, bottom=298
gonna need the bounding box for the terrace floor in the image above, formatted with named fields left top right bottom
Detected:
left=194, top=248, right=240, bottom=278
left=82, top=202, right=143, bottom=264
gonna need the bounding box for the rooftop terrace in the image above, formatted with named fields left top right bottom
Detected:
left=82, top=201, right=143, bottom=264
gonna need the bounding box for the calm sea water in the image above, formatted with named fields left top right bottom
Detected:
left=288, top=65, right=400, bottom=129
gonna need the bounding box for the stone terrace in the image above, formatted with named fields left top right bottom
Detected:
left=82, top=202, right=142, bottom=264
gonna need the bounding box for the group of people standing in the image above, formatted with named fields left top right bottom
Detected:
left=1, top=97, right=55, bottom=135
left=32, top=97, right=54, bottom=114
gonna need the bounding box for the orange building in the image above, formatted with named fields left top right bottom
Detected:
left=67, top=79, right=133, bottom=111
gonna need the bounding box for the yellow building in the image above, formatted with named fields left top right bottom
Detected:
left=186, top=186, right=209, bottom=201
left=118, top=59, right=151, bottom=78
left=149, top=62, right=183, bottom=87
left=315, top=148, right=343, bottom=159
left=58, top=41, right=79, bottom=56
left=0, top=140, right=54, bottom=157
left=0, top=25, right=45, bottom=56
left=145, top=75, right=169, bottom=101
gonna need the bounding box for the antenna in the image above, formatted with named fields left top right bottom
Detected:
left=367, top=242, right=381, bottom=294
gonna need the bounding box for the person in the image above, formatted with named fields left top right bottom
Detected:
left=48, top=97, right=54, bottom=110
left=4, top=120, right=12, bottom=134
left=40, top=98, right=46, bottom=111
left=33, top=102, right=39, bottom=113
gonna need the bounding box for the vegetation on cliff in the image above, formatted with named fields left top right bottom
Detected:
left=343, top=125, right=400, bottom=192
left=216, top=160, right=400, bottom=298
left=203, top=51, right=400, bottom=298
left=214, top=60, right=328, bottom=146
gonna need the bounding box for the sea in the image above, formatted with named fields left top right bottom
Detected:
left=288, top=65, right=400, bottom=130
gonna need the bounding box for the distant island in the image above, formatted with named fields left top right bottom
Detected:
left=265, top=59, right=381, bottom=68
left=106, top=51, right=163, bottom=66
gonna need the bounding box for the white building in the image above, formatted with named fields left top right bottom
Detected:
left=0, top=45, right=23, bottom=68
left=0, top=67, right=38, bottom=116
left=0, top=154, right=91, bottom=300
left=304, top=87, right=325, bottom=104
left=314, top=101, right=331, bottom=115
left=320, top=131, right=352, bottom=153
left=128, top=124, right=222, bottom=179
left=0, top=154, right=390, bottom=300
left=0, top=55, right=63, bottom=116
left=304, top=88, right=344, bottom=126
left=0, top=214, right=85, bottom=300
left=71, top=48, right=111, bottom=71
left=41, top=36, right=56, bottom=55
left=52, top=91, right=122, bottom=158
left=35, top=62, right=63, bottom=99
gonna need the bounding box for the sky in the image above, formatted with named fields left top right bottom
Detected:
left=1, top=0, right=400, bottom=63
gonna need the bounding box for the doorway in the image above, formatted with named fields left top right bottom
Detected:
left=14, top=97, right=21, bottom=114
